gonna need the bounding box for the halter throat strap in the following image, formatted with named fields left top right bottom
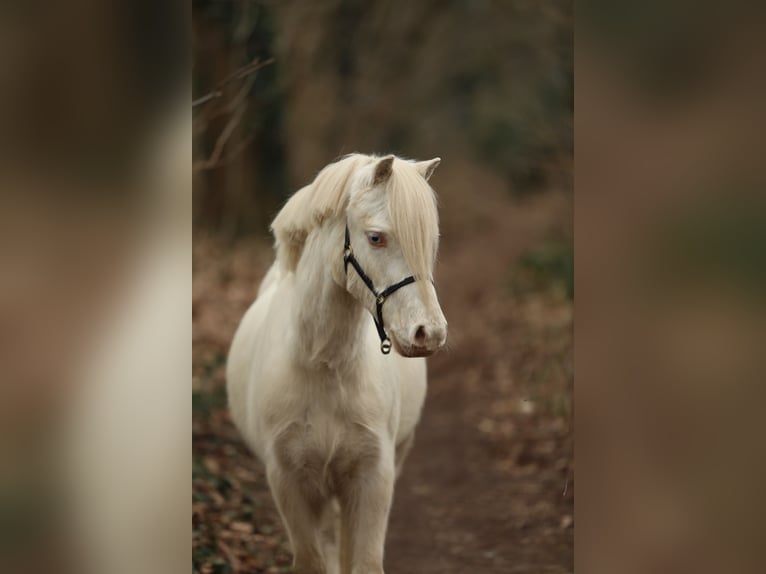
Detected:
left=343, top=224, right=416, bottom=354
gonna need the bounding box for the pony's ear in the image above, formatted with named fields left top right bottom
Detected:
left=414, top=158, right=441, bottom=181
left=373, top=155, right=395, bottom=185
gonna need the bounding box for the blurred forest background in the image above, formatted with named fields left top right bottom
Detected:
left=193, top=0, right=572, bottom=232
left=193, top=1, right=573, bottom=573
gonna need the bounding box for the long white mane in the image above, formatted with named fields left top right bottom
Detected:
left=270, top=153, right=439, bottom=289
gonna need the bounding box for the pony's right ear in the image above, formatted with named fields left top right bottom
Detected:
left=372, top=155, right=395, bottom=185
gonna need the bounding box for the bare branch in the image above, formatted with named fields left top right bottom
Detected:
left=192, top=57, right=274, bottom=109
left=193, top=72, right=257, bottom=172
left=193, top=55, right=269, bottom=171
left=194, top=134, right=255, bottom=172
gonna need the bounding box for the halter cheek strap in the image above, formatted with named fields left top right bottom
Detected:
left=343, top=224, right=416, bottom=354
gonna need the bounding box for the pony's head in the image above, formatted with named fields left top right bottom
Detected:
left=271, top=154, right=447, bottom=357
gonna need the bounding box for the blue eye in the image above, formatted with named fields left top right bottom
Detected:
left=366, top=231, right=387, bottom=247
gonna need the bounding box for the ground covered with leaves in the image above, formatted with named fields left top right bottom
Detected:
left=193, top=181, right=573, bottom=573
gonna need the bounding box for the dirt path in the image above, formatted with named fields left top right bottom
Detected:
left=385, top=189, right=573, bottom=573
left=193, top=182, right=572, bottom=573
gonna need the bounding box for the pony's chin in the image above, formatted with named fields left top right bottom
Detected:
left=391, top=338, right=435, bottom=358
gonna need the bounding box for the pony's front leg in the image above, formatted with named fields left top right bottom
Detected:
left=267, top=466, right=326, bottom=574
left=338, top=457, right=395, bottom=574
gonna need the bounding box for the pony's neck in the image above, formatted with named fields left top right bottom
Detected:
left=291, top=220, right=368, bottom=372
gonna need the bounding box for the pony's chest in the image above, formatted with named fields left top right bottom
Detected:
left=272, top=411, right=383, bottom=482
left=269, top=382, right=390, bottom=472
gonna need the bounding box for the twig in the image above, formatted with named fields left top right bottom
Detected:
left=194, top=134, right=254, bottom=172
left=192, top=57, right=274, bottom=109
left=193, top=98, right=247, bottom=171
left=193, top=57, right=263, bottom=171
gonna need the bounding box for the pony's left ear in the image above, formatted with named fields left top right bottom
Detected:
left=414, top=158, right=441, bottom=181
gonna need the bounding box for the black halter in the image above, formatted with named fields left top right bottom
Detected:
left=343, top=224, right=416, bottom=354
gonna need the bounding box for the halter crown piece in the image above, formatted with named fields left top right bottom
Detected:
left=343, top=223, right=416, bottom=354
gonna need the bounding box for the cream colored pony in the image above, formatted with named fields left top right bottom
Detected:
left=227, top=154, right=447, bottom=574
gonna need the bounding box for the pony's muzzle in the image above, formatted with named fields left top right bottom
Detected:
left=399, top=322, right=447, bottom=357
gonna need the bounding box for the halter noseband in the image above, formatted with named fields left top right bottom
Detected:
left=343, top=224, right=416, bottom=354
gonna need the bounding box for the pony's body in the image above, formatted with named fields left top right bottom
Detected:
left=227, top=154, right=446, bottom=574
left=228, top=262, right=428, bottom=464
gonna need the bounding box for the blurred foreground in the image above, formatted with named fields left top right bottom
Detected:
left=577, top=3, right=766, bottom=573
left=0, top=106, right=190, bottom=574
left=0, top=2, right=189, bottom=571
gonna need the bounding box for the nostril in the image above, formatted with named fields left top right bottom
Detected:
left=414, top=325, right=427, bottom=346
